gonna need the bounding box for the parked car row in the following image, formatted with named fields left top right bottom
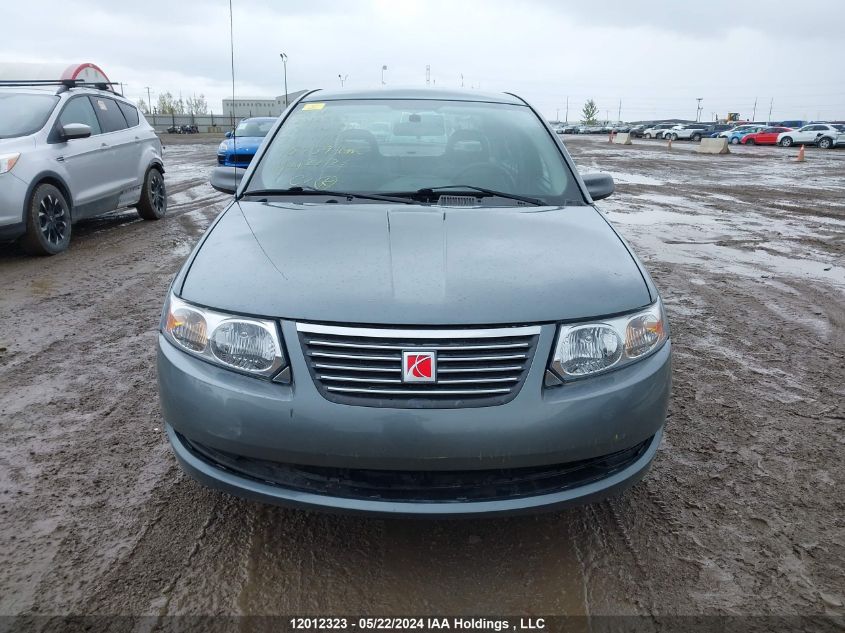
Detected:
left=552, top=118, right=845, bottom=149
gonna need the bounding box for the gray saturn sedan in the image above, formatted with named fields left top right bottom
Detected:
left=157, top=88, right=671, bottom=516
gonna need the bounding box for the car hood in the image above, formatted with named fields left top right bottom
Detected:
left=179, top=201, right=653, bottom=325
left=221, top=136, right=264, bottom=153
left=0, top=136, right=35, bottom=151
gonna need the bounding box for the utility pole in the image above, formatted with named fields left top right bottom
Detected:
left=145, top=86, right=152, bottom=114
left=768, top=98, right=774, bottom=125
left=381, top=65, right=387, bottom=86
left=565, top=96, right=569, bottom=123
left=280, top=53, right=288, bottom=108
left=618, top=98, right=622, bottom=122
left=426, top=65, right=430, bottom=86
left=338, top=74, right=347, bottom=87
left=696, top=97, right=703, bottom=122
left=752, top=97, right=757, bottom=121
left=460, top=73, right=464, bottom=88
left=556, top=108, right=560, bottom=122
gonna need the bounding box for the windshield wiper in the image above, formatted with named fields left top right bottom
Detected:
left=386, top=185, right=545, bottom=207
left=241, top=186, right=415, bottom=205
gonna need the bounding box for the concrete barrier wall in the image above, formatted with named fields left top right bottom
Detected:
left=613, top=132, right=633, bottom=145
left=144, top=113, right=237, bottom=133
left=696, top=138, right=730, bottom=154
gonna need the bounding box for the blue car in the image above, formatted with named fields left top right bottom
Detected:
left=217, top=117, right=276, bottom=166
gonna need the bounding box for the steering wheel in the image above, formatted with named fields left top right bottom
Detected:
left=453, top=163, right=515, bottom=191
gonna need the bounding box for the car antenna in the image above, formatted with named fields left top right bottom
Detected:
left=228, top=0, right=238, bottom=198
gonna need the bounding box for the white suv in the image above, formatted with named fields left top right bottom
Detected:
left=777, top=123, right=845, bottom=148
left=0, top=80, right=166, bottom=255
left=643, top=123, right=676, bottom=139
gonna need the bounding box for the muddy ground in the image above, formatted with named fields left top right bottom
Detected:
left=0, top=133, right=843, bottom=623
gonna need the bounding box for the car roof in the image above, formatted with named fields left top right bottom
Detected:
left=301, top=87, right=526, bottom=105
left=0, top=85, right=129, bottom=102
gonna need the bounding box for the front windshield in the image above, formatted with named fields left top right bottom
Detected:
left=245, top=99, right=579, bottom=205
left=0, top=93, right=59, bottom=139
left=235, top=119, right=274, bottom=138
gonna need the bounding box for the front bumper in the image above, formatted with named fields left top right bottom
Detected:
left=158, top=322, right=671, bottom=515
left=217, top=152, right=254, bottom=167
left=0, top=172, right=28, bottom=237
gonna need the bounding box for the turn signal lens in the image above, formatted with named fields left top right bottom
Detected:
left=210, top=321, right=277, bottom=371
left=549, top=299, right=668, bottom=382
left=165, top=307, right=208, bottom=352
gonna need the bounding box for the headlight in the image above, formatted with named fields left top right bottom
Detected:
left=0, top=153, right=20, bottom=174
left=549, top=299, right=667, bottom=381
left=163, top=294, right=288, bottom=380
left=218, top=142, right=228, bottom=153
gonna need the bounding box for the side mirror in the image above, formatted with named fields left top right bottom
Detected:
left=61, top=123, right=92, bottom=140
left=210, top=166, right=247, bottom=194
left=582, top=172, right=615, bottom=201
left=225, top=131, right=233, bottom=138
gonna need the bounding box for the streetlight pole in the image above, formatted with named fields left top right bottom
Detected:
left=145, top=86, right=152, bottom=114
left=565, top=96, right=569, bottom=124
left=279, top=53, right=288, bottom=108
left=381, top=65, right=387, bottom=86
left=338, top=74, right=348, bottom=87
left=696, top=97, right=703, bottom=122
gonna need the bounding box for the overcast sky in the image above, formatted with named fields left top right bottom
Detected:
left=5, top=0, right=845, bottom=121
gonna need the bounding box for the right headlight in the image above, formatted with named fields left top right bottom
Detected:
left=0, top=153, right=20, bottom=174
left=549, top=299, right=667, bottom=381
left=162, top=294, right=288, bottom=381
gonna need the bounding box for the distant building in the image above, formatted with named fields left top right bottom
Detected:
left=222, top=90, right=308, bottom=118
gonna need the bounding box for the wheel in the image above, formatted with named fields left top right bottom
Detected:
left=136, top=167, right=167, bottom=220
left=670, top=133, right=679, bottom=141
left=745, top=138, right=755, bottom=145
left=20, top=183, right=72, bottom=256
left=780, top=136, right=793, bottom=147
left=645, top=133, right=652, bottom=139
left=691, top=133, right=701, bottom=142
left=818, top=136, right=832, bottom=149
left=730, top=137, right=740, bottom=145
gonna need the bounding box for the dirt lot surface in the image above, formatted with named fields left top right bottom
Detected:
left=1, top=133, right=843, bottom=622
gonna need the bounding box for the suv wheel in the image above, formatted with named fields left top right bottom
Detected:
left=780, top=136, right=793, bottom=147
left=691, top=133, right=701, bottom=142
left=670, top=133, right=679, bottom=141
left=818, top=136, right=833, bottom=149
left=21, top=183, right=72, bottom=256
left=136, top=167, right=167, bottom=220
left=645, top=133, right=652, bottom=139
left=730, top=137, right=740, bottom=145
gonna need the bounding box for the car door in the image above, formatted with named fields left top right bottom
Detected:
left=758, top=128, right=777, bottom=144
left=88, top=96, right=137, bottom=204
left=52, top=95, right=117, bottom=216
left=793, top=125, right=818, bottom=143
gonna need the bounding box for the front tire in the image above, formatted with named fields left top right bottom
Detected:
left=692, top=133, right=701, bottom=142
left=780, top=137, right=793, bottom=147
left=21, top=183, right=72, bottom=256
left=818, top=137, right=833, bottom=149
left=745, top=138, right=755, bottom=145
left=730, top=137, right=740, bottom=145
left=670, top=133, right=679, bottom=141
left=645, top=133, right=652, bottom=139
left=136, top=167, right=167, bottom=220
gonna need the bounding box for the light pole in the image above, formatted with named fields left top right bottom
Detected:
left=338, top=74, right=348, bottom=87
left=279, top=53, right=288, bottom=108
left=145, top=86, right=153, bottom=114
left=696, top=97, right=703, bottom=122
left=381, top=65, right=387, bottom=86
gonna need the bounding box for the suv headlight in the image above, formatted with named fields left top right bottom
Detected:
left=162, top=294, right=288, bottom=381
left=218, top=142, right=229, bottom=153
left=549, top=299, right=667, bottom=381
left=0, top=153, right=20, bottom=174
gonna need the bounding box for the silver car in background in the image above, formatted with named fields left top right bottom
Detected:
left=0, top=81, right=166, bottom=255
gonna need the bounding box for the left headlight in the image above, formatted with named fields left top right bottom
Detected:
left=162, top=294, right=288, bottom=380
left=549, top=299, right=667, bottom=381
left=217, top=142, right=228, bottom=153
left=0, top=153, right=21, bottom=174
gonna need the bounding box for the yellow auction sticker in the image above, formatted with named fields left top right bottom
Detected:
left=302, top=103, right=326, bottom=111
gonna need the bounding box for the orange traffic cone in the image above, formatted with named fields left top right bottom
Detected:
left=797, top=145, right=805, bottom=162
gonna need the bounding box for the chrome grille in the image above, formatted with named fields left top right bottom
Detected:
left=297, top=323, right=541, bottom=408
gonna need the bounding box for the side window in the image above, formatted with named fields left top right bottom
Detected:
left=90, top=97, right=128, bottom=133
left=117, top=101, right=140, bottom=127
left=58, top=97, right=102, bottom=135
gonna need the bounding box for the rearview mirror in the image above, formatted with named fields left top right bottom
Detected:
left=61, top=123, right=92, bottom=140
left=225, top=131, right=233, bottom=138
left=210, top=166, right=247, bottom=194
left=582, top=172, right=615, bottom=201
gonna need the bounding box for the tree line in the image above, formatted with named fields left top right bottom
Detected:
left=136, top=92, right=208, bottom=116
